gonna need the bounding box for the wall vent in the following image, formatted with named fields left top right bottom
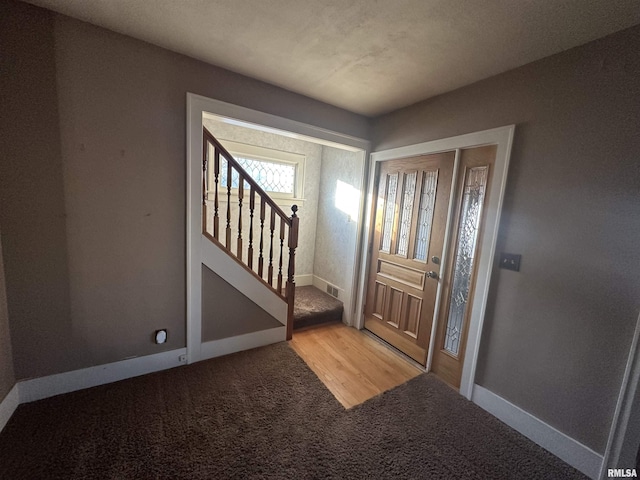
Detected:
left=326, top=284, right=339, bottom=298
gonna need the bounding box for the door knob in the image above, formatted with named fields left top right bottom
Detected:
left=427, top=271, right=439, bottom=279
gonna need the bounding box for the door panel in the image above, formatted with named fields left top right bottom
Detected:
left=387, top=288, right=403, bottom=326
left=372, top=282, right=386, bottom=317
left=403, top=295, right=422, bottom=336
left=431, top=145, right=497, bottom=387
left=377, top=260, right=425, bottom=289
left=364, top=152, right=455, bottom=365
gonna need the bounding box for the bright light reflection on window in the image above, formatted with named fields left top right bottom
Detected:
left=335, top=180, right=360, bottom=221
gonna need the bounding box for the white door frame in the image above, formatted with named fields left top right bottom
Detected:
left=354, top=125, right=515, bottom=399
left=601, top=311, right=640, bottom=478
left=186, top=93, right=370, bottom=363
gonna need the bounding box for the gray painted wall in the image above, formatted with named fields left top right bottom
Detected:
left=0, top=1, right=79, bottom=378
left=0, top=227, right=16, bottom=401
left=372, top=26, right=640, bottom=453
left=201, top=266, right=281, bottom=342
left=0, top=0, right=369, bottom=380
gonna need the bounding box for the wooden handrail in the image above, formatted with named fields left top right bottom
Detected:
left=202, top=126, right=298, bottom=340
left=203, top=128, right=292, bottom=225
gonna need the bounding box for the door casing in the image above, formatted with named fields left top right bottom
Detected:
left=355, top=125, right=515, bottom=400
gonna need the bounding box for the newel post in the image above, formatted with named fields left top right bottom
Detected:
left=285, top=205, right=299, bottom=341
left=202, top=133, right=208, bottom=233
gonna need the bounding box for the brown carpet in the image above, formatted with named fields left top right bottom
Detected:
left=0, top=343, right=586, bottom=479
left=293, top=286, right=343, bottom=329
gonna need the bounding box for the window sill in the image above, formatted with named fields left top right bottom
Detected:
left=207, top=192, right=305, bottom=209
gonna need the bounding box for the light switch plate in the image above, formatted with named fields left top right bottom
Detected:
left=499, top=253, right=521, bottom=272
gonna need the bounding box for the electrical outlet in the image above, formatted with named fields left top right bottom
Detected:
left=178, top=354, right=187, bottom=363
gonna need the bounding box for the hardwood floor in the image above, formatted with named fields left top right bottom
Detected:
left=290, top=322, right=423, bottom=409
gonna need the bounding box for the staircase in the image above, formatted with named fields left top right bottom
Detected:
left=201, top=127, right=299, bottom=340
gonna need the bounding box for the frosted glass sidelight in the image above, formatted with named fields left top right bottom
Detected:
left=381, top=173, right=399, bottom=253
left=444, top=166, right=488, bottom=356
left=413, top=170, right=439, bottom=261
left=396, top=172, right=417, bottom=256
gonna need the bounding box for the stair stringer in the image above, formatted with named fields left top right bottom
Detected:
left=201, top=234, right=287, bottom=326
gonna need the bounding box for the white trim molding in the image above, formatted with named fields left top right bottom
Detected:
left=195, top=95, right=370, bottom=152
left=200, top=327, right=286, bottom=362
left=312, top=275, right=346, bottom=300
left=355, top=125, right=515, bottom=400
left=295, top=274, right=313, bottom=286
left=0, top=384, right=19, bottom=433
left=20, top=348, right=187, bottom=404
left=473, top=384, right=603, bottom=479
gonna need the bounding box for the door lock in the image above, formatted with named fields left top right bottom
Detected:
left=426, top=271, right=439, bottom=280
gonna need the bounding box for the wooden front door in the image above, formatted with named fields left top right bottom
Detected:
left=364, top=152, right=455, bottom=365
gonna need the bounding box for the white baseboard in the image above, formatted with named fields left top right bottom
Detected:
left=472, top=384, right=603, bottom=479
left=0, top=384, right=19, bottom=434
left=2, top=329, right=283, bottom=432
left=19, top=348, right=187, bottom=404
left=201, top=326, right=286, bottom=361
left=311, top=275, right=345, bottom=299
left=296, top=274, right=313, bottom=286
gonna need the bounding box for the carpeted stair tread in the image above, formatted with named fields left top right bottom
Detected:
left=294, top=286, right=343, bottom=329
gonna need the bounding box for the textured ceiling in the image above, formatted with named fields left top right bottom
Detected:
left=25, top=0, right=640, bottom=116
